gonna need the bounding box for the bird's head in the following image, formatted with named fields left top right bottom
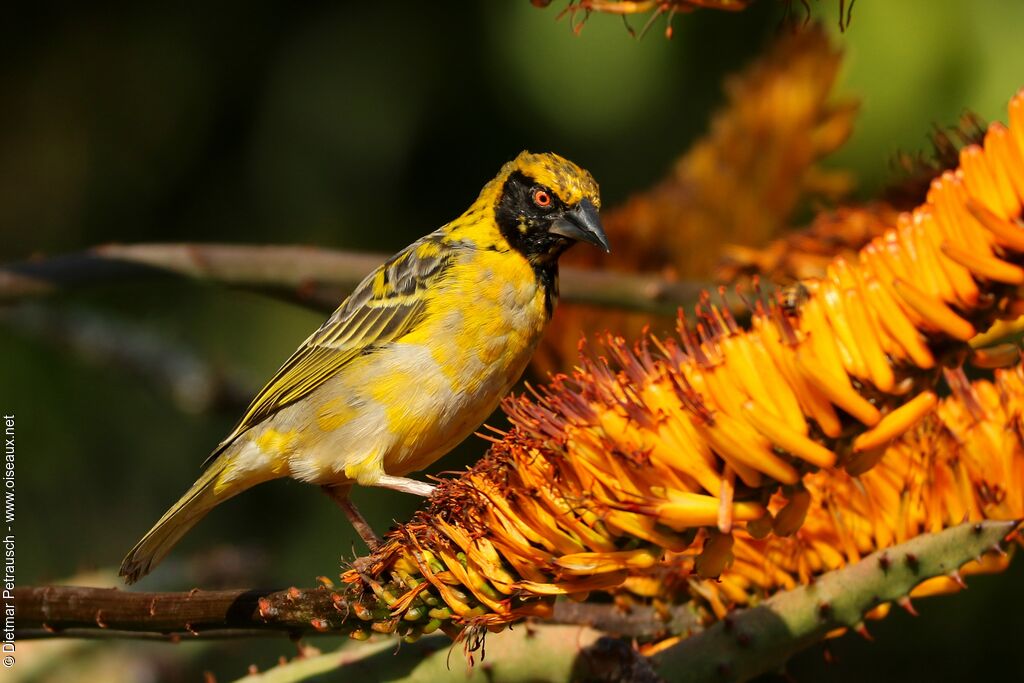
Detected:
left=492, top=151, right=608, bottom=264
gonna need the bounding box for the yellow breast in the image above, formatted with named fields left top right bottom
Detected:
left=378, top=247, right=549, bottom=473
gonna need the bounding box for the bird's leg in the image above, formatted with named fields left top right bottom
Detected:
left=321, top=485, right=382, bottom=550
left=374, top=475, right=436, bottom=497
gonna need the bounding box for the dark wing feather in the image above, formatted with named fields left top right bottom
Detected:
left=202, top=235, right=452, bottom=467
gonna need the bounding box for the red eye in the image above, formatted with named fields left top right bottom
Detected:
left=533, top=189, right=552, bottom=208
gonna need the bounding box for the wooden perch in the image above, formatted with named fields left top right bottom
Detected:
left=13, top=585, right=341, bottom=641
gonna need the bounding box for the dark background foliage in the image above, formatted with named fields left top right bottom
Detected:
left=3, top=1, right=1022, bottom=680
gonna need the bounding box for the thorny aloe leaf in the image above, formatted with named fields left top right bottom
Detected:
left=653, top=520, right=1020, bottom=683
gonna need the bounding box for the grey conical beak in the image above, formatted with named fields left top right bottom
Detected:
left=549, top=198, right=610, bottom=252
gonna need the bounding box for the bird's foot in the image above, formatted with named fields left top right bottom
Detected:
left=374, top=475, right=436, bottom=497
left=320, top=485, right=383, bottom=550
left=347, top=512, right=384, bottom=551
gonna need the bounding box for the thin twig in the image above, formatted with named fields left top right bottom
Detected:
left=0, top=243, right=730, bottom=317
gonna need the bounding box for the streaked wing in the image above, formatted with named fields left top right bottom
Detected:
left=204, top=235, right=452, bottom=465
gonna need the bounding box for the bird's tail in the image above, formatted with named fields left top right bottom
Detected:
left=119, top=455, right=235, bottom=584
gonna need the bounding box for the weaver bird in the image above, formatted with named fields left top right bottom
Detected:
left=120, top=151, right=607, bottom=584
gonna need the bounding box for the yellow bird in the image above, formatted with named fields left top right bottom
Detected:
left=120, top=151, right=607, bottom=584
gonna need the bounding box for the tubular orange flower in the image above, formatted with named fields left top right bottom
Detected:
left=339, top=90, right=1024, bottom=641
left=685, top=366, right=1024, bottom=626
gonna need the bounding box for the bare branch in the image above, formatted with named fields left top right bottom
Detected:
left=0, top=243, right=727, bottom=317
left=13, top=585, right=350, bottom=641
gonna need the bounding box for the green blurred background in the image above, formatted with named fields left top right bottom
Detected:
left=3, top=1, right=1023, bottom=680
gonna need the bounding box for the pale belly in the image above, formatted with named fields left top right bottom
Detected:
left=221, top=281, right=548, bottom=488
